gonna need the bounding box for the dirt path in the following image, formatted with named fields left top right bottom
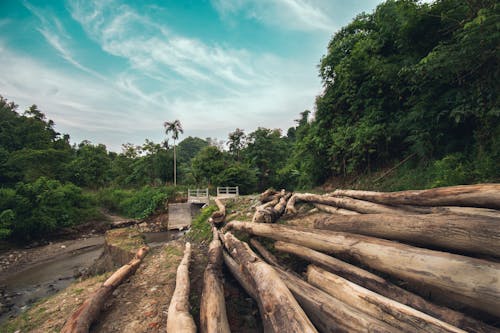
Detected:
left=90, top=241, right=185, bottom=332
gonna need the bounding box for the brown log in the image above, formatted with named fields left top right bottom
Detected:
left=210, top=198, right=226, bottom=224
left=225, top=221, right=500, bottom=317
left=249, top=238, right=281, bottom=268
left=61, top=247, right=149, bottom=333
left=431, top=206, right=500, bottom=219
left=275, top=266, right=400, bottom=333
left=307, top=265, right=465, bottom=333
left=222, top=250, right=257, bottom=299
left=275, top=241, right=497, bottom=333
left=308, top=213, right=500, bottom=257
left=222, top=232, right=318, bottom=333
left=167, top=242, right=196, bottom=333
left=200, top=228, right=230, bottom=333
left=260, top=188, right=280, bottom=203
left=331, top=184, right=500, bottom=209
left=286, top=193, right=410, bottom=215
left=313, top=203, right=360, bottom=215
left=253, top=191, right=291, bottom=223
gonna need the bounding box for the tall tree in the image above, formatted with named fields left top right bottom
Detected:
left=164, top=119, right=183, bottom=186
left=227, top=128, right=246, bottom=161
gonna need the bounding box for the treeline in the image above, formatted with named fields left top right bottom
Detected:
left=296, top=0, right=499, bottom=186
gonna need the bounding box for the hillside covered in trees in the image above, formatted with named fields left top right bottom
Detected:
left=0, top=0, right=498, bottom=242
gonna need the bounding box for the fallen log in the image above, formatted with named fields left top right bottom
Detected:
left=222, top=250, right=257, bottom=299
left=275, top=266, right=400, bottom=333
left=61, top=247, right=149, bottom=333
left=209, top=198, right=226, bottom=224
left=249, top=238, right=281, bottom=268
left=167, top=242, right=196, bottom=333
left=222, top=232, right=318, bottom=333
left=313, top=203, right=360, bottom=215
left=307, top=265, right=466, bottom=333
left=331, top=184, right=500, bottom=210
left=200, top=228, right=230, bottom=333
left=259, top=189, right=280, bottom=203
left=275, top=241, right=497, bottom=333
left=286, top=193, right=410, bottom=215
left=308, top=213, right=500, bottom=257
left=225, top=221, right=500, bottom=317
left=253, top=191, right=292, bottom=223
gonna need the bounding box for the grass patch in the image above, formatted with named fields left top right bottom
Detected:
left=105, top=228, right=146, bottom=252
left=187, top=205, right=218, bottom=243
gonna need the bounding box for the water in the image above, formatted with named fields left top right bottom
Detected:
left=0, top=245, right=103, bottom=323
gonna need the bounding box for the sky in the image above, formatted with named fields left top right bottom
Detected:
left=0, top=0, right=384, bottom=151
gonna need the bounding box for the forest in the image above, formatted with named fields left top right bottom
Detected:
left=0, top=0, right=498, bottom=241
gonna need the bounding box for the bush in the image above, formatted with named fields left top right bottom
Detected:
left=96, top=186, right=175, bottom=219
left=0, top=177, right=98, bottom=240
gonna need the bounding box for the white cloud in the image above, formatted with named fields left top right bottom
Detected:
left=211, top=0, right=336, bottom=32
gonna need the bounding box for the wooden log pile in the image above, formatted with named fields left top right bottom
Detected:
left=219, top=184, right=500, bottom=332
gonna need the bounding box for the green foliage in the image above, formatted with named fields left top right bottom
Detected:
left=96, top=186, right=174, bottom=219
left=191, top=146, right=226, bottom=185
left=431, top=153, right=470, bottom=187
left=215, top=163, right=258, bottom=194
left=187, top=205, right=218, bottom=243
left=0, top=177, right=98, bottom=240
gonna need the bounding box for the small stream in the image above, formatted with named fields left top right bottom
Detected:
left=0, top=231, right=185, bottom=323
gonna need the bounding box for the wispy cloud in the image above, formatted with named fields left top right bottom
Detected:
left=211, top=0, right=336, bottom=32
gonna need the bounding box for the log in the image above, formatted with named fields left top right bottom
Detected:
left=225, top=221, right=500, bottom=317
left=167, top=242, right=196, bottom=333
left=253, top=191, right=291, bottom=223
left=313, top=203, right=360, bottom=215
left=275, top=266, right=400, bottom=333
left=210, top=198, right=226, bottom=224
left=249, top=238, right=281, bottom=268
left=222, top=250, right=257, bottom=299
left=331, top=184, right=500, bottom=209
left=286, top=193, right=410, bottom=215
left=221, top=232, right=318, bottom=333
left=260, top=189, right=280, bottom=203
left=61, top=247, right=149, bottom=333
left=274, top=241, right=497, bottom=333
left=200, top=228, right=230, bottom=333
left=308, top=213, right=500, bottom=257
left=307, top=265, right=466, bottom=333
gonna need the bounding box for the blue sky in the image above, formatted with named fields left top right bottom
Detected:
left=0, top=0, right=384, bottom=151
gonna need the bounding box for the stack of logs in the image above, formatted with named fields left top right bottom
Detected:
left=170, top=184, right=500, bottom=332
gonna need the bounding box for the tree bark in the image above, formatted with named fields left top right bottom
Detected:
left=274, top=241, right=497, bottom=333
left=260, top=189, right=280, bottom=203
left=331, top=184, right=500, bottom=209
left=61, top=247, right=149, bottom=333
left=221, top=232, right=318, bottom=333
left=313, top=203, right=360, bottom=215
left=307, top=265, right=465, bottom=333
left=200, top=228, right=230, bottom=333
left=249, top=238, right=281, bottom=268
left=308, top=213, right=500, bottom=257
left=222, top=250, right=257, bottom=299
left=253, top=191, right=291, bottom=223
left=286, top=193, right=410, bottom=215
left=275, top=266, right=400, bottom=333
left=210, top=198, right=226, bottom=224
left=167, top=242, right=197, bottom=333
left=225, top=221, right=500, bottom=317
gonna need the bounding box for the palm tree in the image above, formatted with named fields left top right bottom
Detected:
left=164, top=119, right=183, bottom=186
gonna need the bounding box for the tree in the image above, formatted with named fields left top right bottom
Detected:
left=227, top=128, right=246, bottom=161
left=191, top=146, right=225, bottom=186
left=164, top=119, right=183, bottom=186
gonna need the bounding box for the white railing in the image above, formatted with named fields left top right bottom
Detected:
left=217, top=186, right=239, bottom=197
left=188, top=188, right=209, bottom=203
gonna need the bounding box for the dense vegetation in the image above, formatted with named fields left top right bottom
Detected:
left=1, top=0, right=498, bottom=241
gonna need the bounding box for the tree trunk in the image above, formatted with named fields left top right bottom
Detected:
left=307, top=265, right=465, bottom=333
left=249, top=238, right=281, bottom=268
left=221, top=232, right=318, bottom=333
left=286, top=193, right=410, bottom=215
left=61, top=247, right=149, bottom=333
left=274, top=241, right=497, bottom=333
left=200, top=228, right=230, bottom=333
left=167, top=242, right=196, bottom=333
left=222, top=250, right=257, bottom=299
left=308, top=213, right=500, bottom=257
left=312, top=203, right=360, bottom=215
left=275, top=266, right=400, bottom=333
left=260, top=189, right=280, bottom=203
left=173, top=142, right=177, bottom=187
left=225, top=221, right=500, bottom=317
left=253, top=191, right=291, bottom=223
left=331, top=184, right=500, bottom=209
left=210, top=198, right=226, bottom=224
